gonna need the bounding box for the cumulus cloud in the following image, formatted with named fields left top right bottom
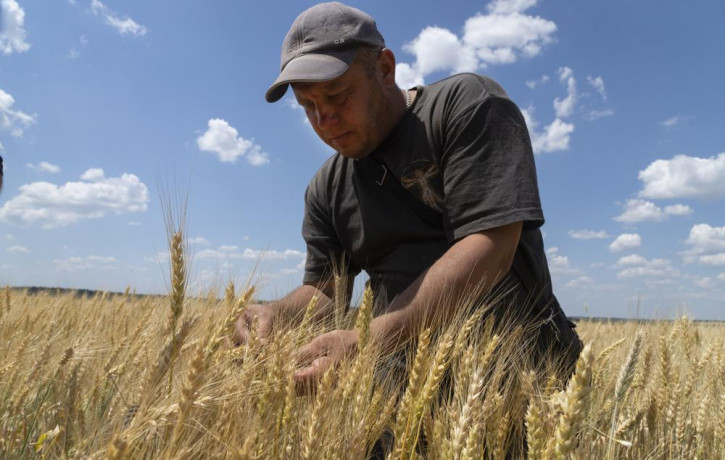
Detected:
left=7, top=245, right=29, bottom=253
left=553, top=67, right=577, bottom=118
left=27, top=161, right=60, bottom=174
left=0, top=168, right=149, bottom=228
left=195, top=246, right=306, bottom=263
left=90, top=0, right=147, bottom=37
left=395, top=0, right=556, bottom=87
left=54, top=255, right=117, bottom=272
left=521, top=106, right=574, bottom=154
left=0, top=0, right=30, bottom=54
left=683, top=223, right=725, bottom=266
left=189, top=236, right=209, bottom=246
left=637, top=153, right=725, bottom=200
left=0, top=88, right=36, bottom=137
left=614, top=254, right=678, bottom=278
left=609, top=233, right=642, bottom=252
left=546, top=247, right=579, bottom=276
left=693, top=277, right=714, bottom=288
left=197, top=119, right=270, bottom=166
left=566, top=276, right=594, bottom=288
left=617, top=254, right=680, bottom=278
left=614, top=198, right=692, bottom=223
left=586, top=76, right=607, bottom=100
left=569, top=229, right=609, bottom=240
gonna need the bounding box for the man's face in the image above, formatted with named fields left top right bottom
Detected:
left=292, top=52, right=393, bottom=159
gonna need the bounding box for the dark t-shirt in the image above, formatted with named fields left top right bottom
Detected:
left=302, top=73, right=559, bottom=316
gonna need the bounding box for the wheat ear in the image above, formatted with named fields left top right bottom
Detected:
left=555, top=343, right=593, bottom=459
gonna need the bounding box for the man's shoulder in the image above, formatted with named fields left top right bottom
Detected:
left=423, top=73, right=511, bottom=102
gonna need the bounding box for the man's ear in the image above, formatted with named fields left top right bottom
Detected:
left=378, top=48, right=397, bottom=86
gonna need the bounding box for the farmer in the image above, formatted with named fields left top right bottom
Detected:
left=236, top=2, right=581, bottom=390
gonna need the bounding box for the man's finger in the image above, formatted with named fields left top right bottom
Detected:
left=292, top=338, right=325, bottom=366
left=294, top=356, right=333, bottom=385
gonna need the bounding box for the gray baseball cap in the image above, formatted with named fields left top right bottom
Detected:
left=265, top=2, right=385, bottom=103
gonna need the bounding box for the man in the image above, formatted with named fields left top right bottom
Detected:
left=236, top=2, right=581, bottom=387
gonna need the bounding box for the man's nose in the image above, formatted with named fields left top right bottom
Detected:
left=313, top=103, right=339, bottom=128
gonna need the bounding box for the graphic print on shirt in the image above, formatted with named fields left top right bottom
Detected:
left=400, top=160, right=444, bottom=212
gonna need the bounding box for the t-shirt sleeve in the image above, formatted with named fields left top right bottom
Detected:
left=439, top=95, right=544, bottom=242
left=301, top=182, right=359, bottom=285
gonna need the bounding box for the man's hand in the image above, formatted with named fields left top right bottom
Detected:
left=293, top=329, right=359, bottom=389
left=233, top=304, right=278, bottom=345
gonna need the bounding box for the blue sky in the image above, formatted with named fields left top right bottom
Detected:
left=1, top=0, right=724, bottom=320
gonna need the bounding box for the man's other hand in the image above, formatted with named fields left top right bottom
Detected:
left=233, top=304, right=277, bottom=345
left=293, top=329, right=358, bottom=390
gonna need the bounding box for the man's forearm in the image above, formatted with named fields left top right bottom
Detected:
left=269, top=283, right=337, bottom=324
left=369, top=223, right=522, bottom=354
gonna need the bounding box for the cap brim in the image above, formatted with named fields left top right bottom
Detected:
left=265, top=47, right=358, bottom=103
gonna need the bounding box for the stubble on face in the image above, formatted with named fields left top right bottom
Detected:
left=292, top=53, right=399, bottom=160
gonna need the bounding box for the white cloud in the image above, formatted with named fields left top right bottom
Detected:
left=546, top=247, right=579, bottom=276
left=586, top=109, right=615, bottom=121
left=685, top=224, right=725, bottom=253
left=396, top=0, right=556, bottom=86
left=395, top=63, right=425, bottom=90
left=0, top=0, right=30, bottom=54
left=197, top=119, right=270, bottom=166
left=638, top=153, right=725, bottom=200
left=609, top=233, right=642, bottom=252
left=0, top=168, right=149, bottom=228
left=195, top=247, right=306, bottom=262
left=569, top=229, right=609, bottom=240
left=27, top=161, right=60, bottom=174
left=525, top=74, right=549, bottom=89
left=189, top=236, right=209, bottom=246
left=403, top=26, right=478, bottom=76
left=693, top=277, right=713, bottom=288
left=663, top=204, right=693, bottom=216
left=91, top=0, right=147, bottom=37
left=0, top=88, right=36, bottom=137
left=718, top=273, right=725, bottom=282
left=586, top=76, right=607, bottom=100
left=553, top=67, right=577, bottom=118
left=242, top=248, right=305, bottom=260
left=615, top=255, right=678, bottom=278
left=616, top=254, right=648, bottom=266
left=7, top=245, right=29, bottom=253
left=684, top=224, right=725, bottom=266
left=565, top=276, right=594, bottom=288
left=54, top=255, right=117, bottom=272
left=614, top=198, right=692, bottom=223
left=660, top=116, right=681, bottom=128
left=522, top=107, right=574, bottom=154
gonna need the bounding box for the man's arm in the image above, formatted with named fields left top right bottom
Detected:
left=293, top=221, right=522, bottom=381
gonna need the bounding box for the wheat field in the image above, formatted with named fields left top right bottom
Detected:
left=0, top=238, right=723, bottom=459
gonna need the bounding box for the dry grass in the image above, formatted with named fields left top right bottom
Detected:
left=0, top=279, right=723, bottom=458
